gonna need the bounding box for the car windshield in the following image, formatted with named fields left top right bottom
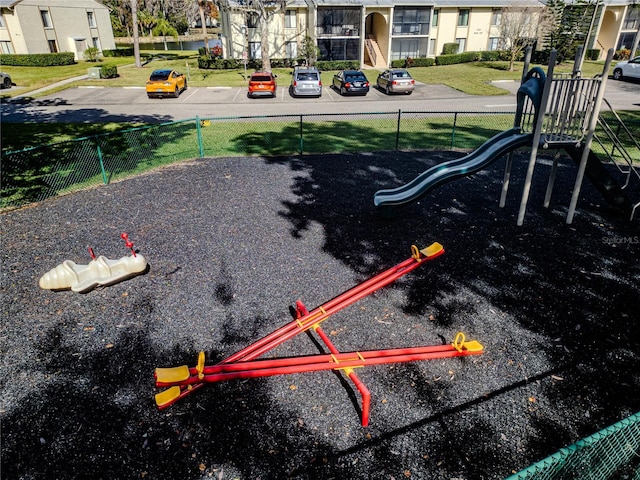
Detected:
left=150, top=71, right=171, bottom=81
left=251, top=75, right=272, bottom=82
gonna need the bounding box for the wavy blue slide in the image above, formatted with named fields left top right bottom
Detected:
left=374, top=127, right=533, bottom=208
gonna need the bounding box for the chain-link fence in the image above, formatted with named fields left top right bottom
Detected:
left=7, top=110, right=637, bottom=211
left=507, top=411, right=640, bottom=480
left=2, top=111, right=516, bottom=210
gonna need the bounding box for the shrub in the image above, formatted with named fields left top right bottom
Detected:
left=316, top=60, right=359, bottom=71
left=84, top=47, right=100, bottom=62
left=0, top=52, right=76, bottom=66
left=614, top=49, right=631, bottom=60
left=390, top=59, right=405, bottom=68
left=100, top=64, right=118, bottom=79
left=411, top=57, right=435, bottom=67
left=442, top=43, right=459, bottom=55
left=435, top=51, right=479, bottom=66
left=478, top=50, right=502, bottom=61
left=586, top=49, right=600, bottom=61
left=103, top=48, right=134, bottom=57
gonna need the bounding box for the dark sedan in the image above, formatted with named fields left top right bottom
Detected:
left=332, top=70, right=370, bottom=96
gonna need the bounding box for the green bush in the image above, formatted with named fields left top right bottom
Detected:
left=586, top=49, right=600, bottom=61
left=442, top=43, right=459, bottom=55
left=103, top=48, right=133, bottom=57
left=411, top=57, right=435, bottom=67
left=315, top=60, right=360, bottom=71
left=435, top=51, right=479, bottom=66
left=84, top=47, right=100, bottom=62
left=0, top=52, right=76, bottom=66
left=478, top=50, right=502, bottom=61
left=100, top=64, right=118, bottom=79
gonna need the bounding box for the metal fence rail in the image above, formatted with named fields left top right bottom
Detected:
left=2, top=111, right=516, bottom=210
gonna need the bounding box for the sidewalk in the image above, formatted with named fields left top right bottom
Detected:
left=11, top=74, right=89, bottom=99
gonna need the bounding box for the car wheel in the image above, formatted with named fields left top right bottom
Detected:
left=3, top=77, right=11, bottom=89
left=183, top=80, right=187, bottom=91
left=613, top=68, right=623, bottom=80
left=340, top=86, right=346, bottom=96
left=406, top=91, right=412, bottom=95
left=385, top=85, right=390, bottom=95
left=174, top=86, right=180, bottom=98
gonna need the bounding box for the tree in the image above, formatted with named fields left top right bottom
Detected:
left=543, top=0, right=598, bottom=63
left=212, top=0, right=291, bottom=72
left=301, top=36, right=320, bottom=66
left=499, top=3, right=544, bottom=71
left=131, top=0, right=142, bottom=67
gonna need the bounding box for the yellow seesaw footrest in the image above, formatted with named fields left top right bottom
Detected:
left=155, top=386, right=181, bottom=407
left=422, top=242, right=444, bottom=258
left=155, top=365, right=190, bottom=384
left=462, top=340, right=483, bottom=352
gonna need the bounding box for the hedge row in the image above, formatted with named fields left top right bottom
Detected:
left=197, top=56, right=360, bottom=72
left=0, top=52, right=75, bottom=66
left=103, top=48, right=134, bottom=57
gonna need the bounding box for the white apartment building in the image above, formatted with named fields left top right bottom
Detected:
left=0, top=0, right=116, bottom=59
left=217, top=0, right=639, bottom=67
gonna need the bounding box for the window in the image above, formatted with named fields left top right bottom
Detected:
left=48, top=39, right=58, bottom=53
left=623, top=5, right=639, bottom=30
left=491, top=9, right=502, bottom=26
left=392, top=7, right=430, bottom=36
left=317, top=7, right=361, bottom=37
left=41, top=10, right=52, bottom=28
left=432, top=9, right=439, bottom=27
left=317, top=38, right=359, bottom=61
left=390, top=37, right=429, bottom=61
left=87, top=11, right=96, bottom=28
left=458, top=9, right=469, bottom=27
left=428, top=38, right=436, bottom=56
left=285, top=41, right=297, bottom=58
left=246, top=12, right=259, bottom=29
left=92, top=37, right=100, bottom=49
left=616, top=32, right=636, bottom=51
left=285, top=10, right=296, bottom=29
left=249, top=41, right=261, bottom=59
left=456, top=37, right=466, bottom=53
left=488, top=37, right=499, bottom=51
left=0, top=14, right=6, bottom=28
left=0, top=41, right=14, bottom=54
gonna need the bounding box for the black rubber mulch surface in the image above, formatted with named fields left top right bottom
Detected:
left=2, top=150, right=639, bottom=480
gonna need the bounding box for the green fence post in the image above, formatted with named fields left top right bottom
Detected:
left=451, top=112, right=458, bottom=149
left=396, top=109, right=402, bottom=151
left=299, top=115, right=303, bottom=155
left=96, top=141, right=108, bottom=185
left=196, top=116, right=204, bottom=158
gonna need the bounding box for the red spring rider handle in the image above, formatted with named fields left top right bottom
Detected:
left=121, top=232, right=137, bottom=257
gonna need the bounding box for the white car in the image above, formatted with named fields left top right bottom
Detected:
left=612, top=56, right=640, bottom=81
left=0, top=72, right=12, bottom=89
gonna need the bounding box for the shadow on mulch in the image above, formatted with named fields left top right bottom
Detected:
left=1, top=149, right=639, bottom=480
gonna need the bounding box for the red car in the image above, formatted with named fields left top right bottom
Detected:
left=248, top=71, right=277, bottom=98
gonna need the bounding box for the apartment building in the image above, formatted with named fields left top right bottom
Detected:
left=0, top=0, right=115, bottom=59
left=218, top=0, right=639, bottom=67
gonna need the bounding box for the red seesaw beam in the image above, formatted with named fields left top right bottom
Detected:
left=156, top=341, right=484, bottom=387
left=154, top=243, right=445, bottom=409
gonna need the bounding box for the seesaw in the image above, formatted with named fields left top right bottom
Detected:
left=155, top=243, right=484, bottom=427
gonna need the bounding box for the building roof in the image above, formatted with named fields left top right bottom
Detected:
left=0, top=0, right=109, bottom=8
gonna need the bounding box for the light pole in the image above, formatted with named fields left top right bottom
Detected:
left=241, top=25, right=248, bottom=81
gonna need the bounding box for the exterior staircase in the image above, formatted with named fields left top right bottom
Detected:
left=364, top=35, right=387, bottom=69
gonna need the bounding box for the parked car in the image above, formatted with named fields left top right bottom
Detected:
left=332, top=70, right=370, bottom=96
left=248, top=71, right=277, bottom=98
left=376, top=69, right=415, bottom=95
left=612, top=56, right=640, bottom=81
left=0, top=72, right=12, bottom=89
left=146, top=69, right=187, bottom=98
left=289, top=66, right=322, bottom=98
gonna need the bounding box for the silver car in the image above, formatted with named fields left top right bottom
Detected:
left=0, top=72, right=12, bottom=89
left=376, top=69, right=415, bottom=95
left=289, top=66, right=322, bottom=98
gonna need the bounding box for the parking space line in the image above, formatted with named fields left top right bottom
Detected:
left=182, top=88, right=199, bottom=102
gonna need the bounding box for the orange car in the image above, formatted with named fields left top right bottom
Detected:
left=247, top=71, right=277, bottom=98
left=146, top=69, right=187, bottom=98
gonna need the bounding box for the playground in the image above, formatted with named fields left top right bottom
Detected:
left=2, top=51, right=640, bottom=479
left=2, top=140, right=639, bottom=478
